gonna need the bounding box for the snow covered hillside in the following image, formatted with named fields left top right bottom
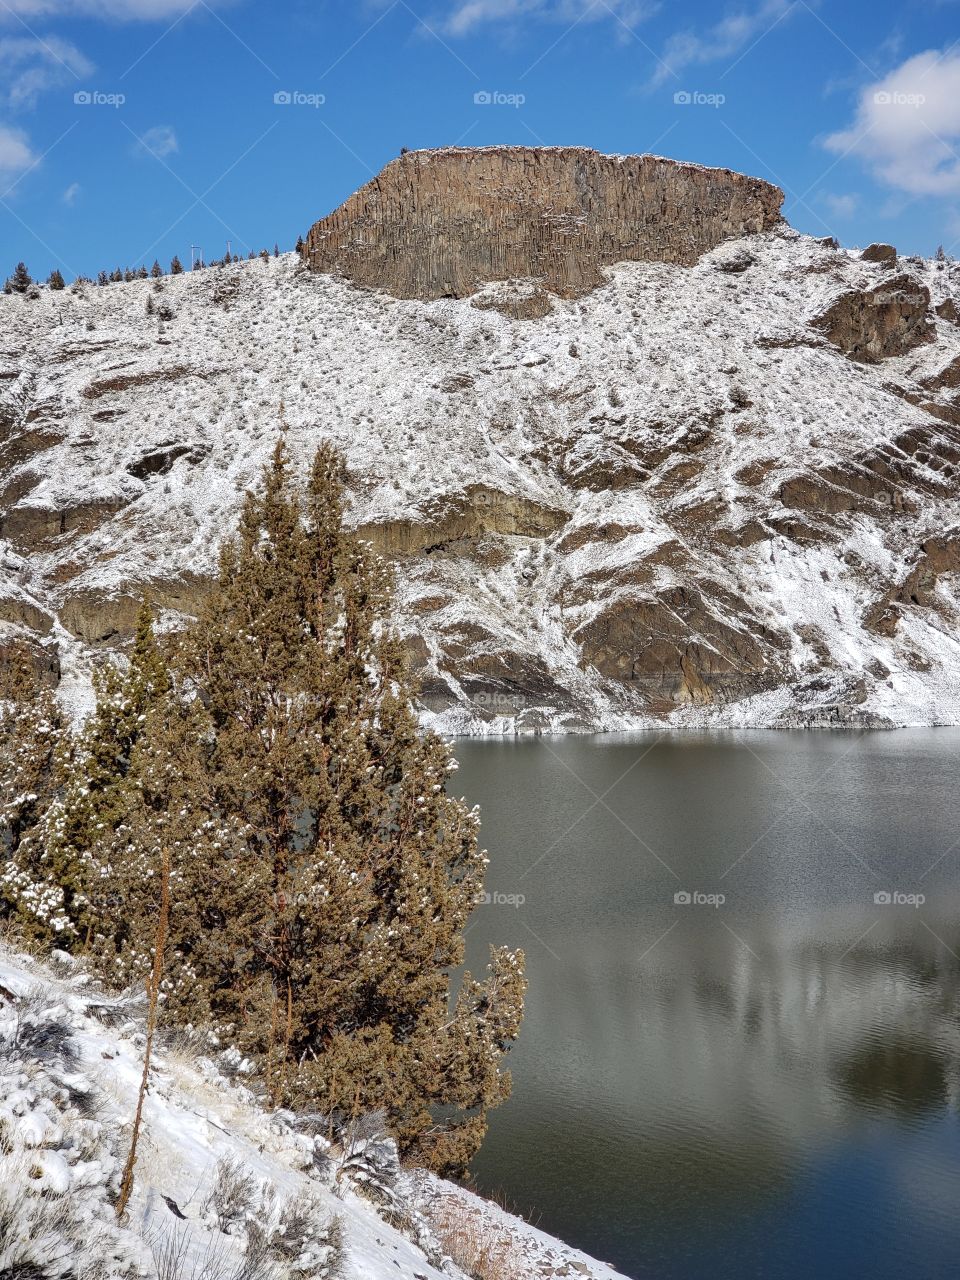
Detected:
left=2, top=215, right=960, bottom=730
left=0, top=944, right=624, bottom=1280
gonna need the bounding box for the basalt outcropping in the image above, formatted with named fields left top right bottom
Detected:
left=3, top=151, right=960, bottom=732
left=302, top=146, right=785, bottom=301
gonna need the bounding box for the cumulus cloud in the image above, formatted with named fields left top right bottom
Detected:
left=135, top=124, right=178, bottom=158
left=439, top=0, right=656, bottom=37
left=649, top=0, right=795, bottom=87
left=0, top=36, right=94, bottom=110
left=825, top=49, right=960, bottom=197
left=0, top=123, right=37, bottom=178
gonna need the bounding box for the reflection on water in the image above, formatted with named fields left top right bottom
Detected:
left=456, top=732, right=960, bottom=1280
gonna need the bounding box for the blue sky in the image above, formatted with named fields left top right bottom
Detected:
left=1, top=0, right=959, bottom=279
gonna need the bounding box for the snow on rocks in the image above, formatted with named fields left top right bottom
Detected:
left=1, top=238, right=960, bottom=734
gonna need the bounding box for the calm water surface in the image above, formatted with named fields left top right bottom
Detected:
left=456, top=731, right=960, bottom=1280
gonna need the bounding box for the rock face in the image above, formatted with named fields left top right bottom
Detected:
left=303, top=147, right=785, bottom=301
left=815, top=275, right=935, bottom=363
left=3, top=176, right=960, bottom=733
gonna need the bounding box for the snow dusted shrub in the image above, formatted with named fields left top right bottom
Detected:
left=194, top=1166, right=346, bottom=1279
left=330, top=1110, right=400, bottom=1208
left=270, top=1196, right=345, bottom=1279
left=203, top=1158, right=259, bottom=1235
left=150, top=1226, right=275, bottom=1280
left=0, top=991, right=143, bottom=1278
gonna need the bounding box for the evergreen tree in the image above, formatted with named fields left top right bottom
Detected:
left=170, top=255, right=183, bottom=275
left=0, top=453, right=525, bottom=1177
left=295, top=235, right=304, bottom=254
left=0, top=646, right=69, bottom=942
left=89, top=444, right=525, bottom=1174
left=10, top=262, right=31, bottom=293
left=47, top=269, right=65, bottom=291
left=151, top=260, right=163, bottom=278
left=98, top=271, right=109, bottom=287
left=40, top=604, right=172, bottom=945
left=273, top=242, right=279, bottom=257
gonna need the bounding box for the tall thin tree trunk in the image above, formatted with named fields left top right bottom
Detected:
left=116, top=846, right=170, bottom=1218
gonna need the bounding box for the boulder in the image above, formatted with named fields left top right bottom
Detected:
left=815, top=275, right=934, bottom=363
left=861, top=243, right=897, bottom=264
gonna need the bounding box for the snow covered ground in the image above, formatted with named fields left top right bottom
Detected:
left=1, top=231, right=960, bottom=732
left=0, top=943, right=625, bottom=1280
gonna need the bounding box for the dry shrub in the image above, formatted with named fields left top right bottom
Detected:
left=426, top=1197, right=529, bottom=1280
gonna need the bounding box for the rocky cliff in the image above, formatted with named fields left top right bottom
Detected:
left=3, top=153, right=960, bottom=732
left=303, top=147, right=784, bottom=301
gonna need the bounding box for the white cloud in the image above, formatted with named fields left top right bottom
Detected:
left=135, top=124, right=178, bottom=158
left=820, top=192, right=858, bottom=219
left=62, top=179, right=80, bottom=204
left=0, top=123, right=36, bottom=178
left=0, top=36, right=94, bottom=110
left=0, top=0, right=213, bottom=18
left=440, top=0, right=656, bottom=37
left=825, top=49, right=960, bottom=197
left=649, top=0, right=794, bottom=87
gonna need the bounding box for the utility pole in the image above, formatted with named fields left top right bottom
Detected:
left=190, top=245, right=203, bottom=270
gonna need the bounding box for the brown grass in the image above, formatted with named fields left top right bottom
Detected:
left=426, top=1195, right=530, bottom=1280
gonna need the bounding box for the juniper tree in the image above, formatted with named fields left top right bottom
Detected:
left=150, top=260, right=163, bottom=278
left=1, top=448, right=525, bottom=1175
left=10, top=262, right=31, bottom=293
left=47, top=269, right=65, bottom=291
left=38, top=604, right=172, bottom=945
left=0, top=646, right=68, bottom=941
left=112, top=441, right=525, bottom=1174
left=170, top=255, right=183, bottom=275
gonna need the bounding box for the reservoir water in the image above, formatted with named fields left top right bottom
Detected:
left=457, top=731, right=960, bottom=1280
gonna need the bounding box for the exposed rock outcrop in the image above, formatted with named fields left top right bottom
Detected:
left=303, top=146, right=784, bottom=301
left=3, top=178, right=960, bottom=731
left=815, top=274, right=935, bottom=363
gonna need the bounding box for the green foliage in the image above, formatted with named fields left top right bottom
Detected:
left=10, top=262, right=31, bottom=293
left=0, top=646, right=69, bottom=940
left=1, top=446, right=525, bottom=1177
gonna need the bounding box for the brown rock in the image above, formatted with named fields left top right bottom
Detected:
left=304, top=147, right=784, bottom=301
left=355, top=486, right=567, bottom=556
left=815, top=275, right=935, bottom=363
left=861, top=243, right=897, bottom=265
left=574, top=584, right=785, bottom=706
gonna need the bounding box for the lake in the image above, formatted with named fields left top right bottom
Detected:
left=456, top=731, right=960, bottom=1280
